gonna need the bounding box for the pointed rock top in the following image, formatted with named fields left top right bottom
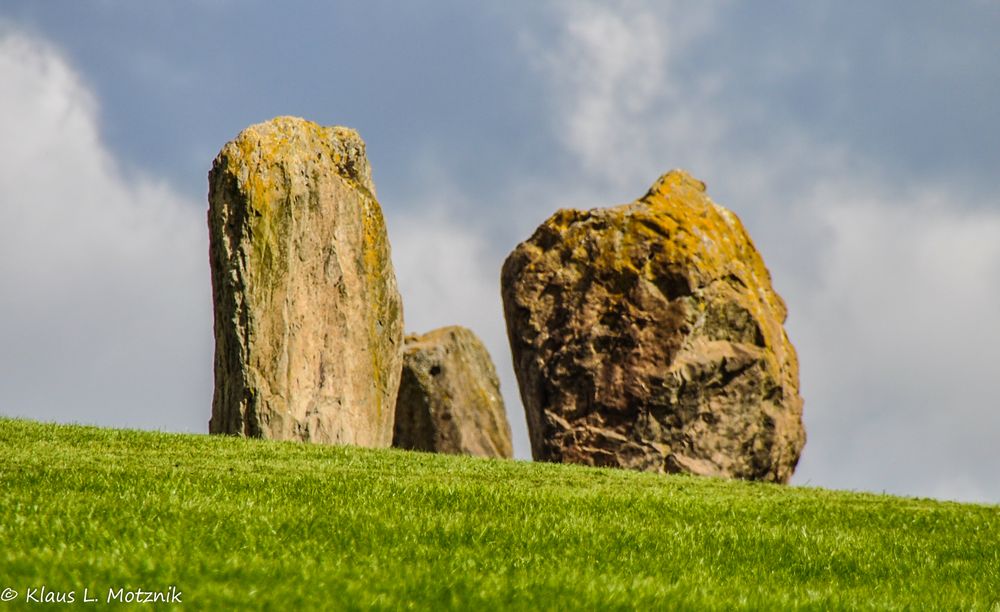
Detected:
left=501, top=170, right=804, bottom=482
left=643, top=169, right=707, bottom=200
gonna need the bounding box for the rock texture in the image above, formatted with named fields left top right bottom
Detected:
left=393, top=326, right=513, bottom=458
left=208, top=116, right=404, bottom=446
left=501, top=170, right=804, bottom=482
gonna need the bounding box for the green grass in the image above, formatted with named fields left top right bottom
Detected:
left=0, top=418, right=997, bottom=610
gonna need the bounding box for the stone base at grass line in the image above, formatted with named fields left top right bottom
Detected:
left=502, top=170, right=805, bottom=482
left=208, top=116, right=404, bottom=446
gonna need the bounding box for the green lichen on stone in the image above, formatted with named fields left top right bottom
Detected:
left=207, top=116, right=404, bottom=447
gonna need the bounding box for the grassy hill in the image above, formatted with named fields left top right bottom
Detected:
left=0, top=418, right=997, bottom=609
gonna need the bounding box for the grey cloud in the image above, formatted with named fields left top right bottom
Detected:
left=506, top=1, right=1000, bottom=501
left=2, top=2, right=999, bottom=502
left=0, top=31, right=212, bottom=433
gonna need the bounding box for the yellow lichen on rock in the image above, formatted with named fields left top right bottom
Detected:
left=207, top=116, right=403, bottom=447
left=502, top=170, right=804, bottom=483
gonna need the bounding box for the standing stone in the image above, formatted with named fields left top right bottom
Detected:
left=501, top=170, right=804, bottom=482
left=208, top=116, right=404, bottom=446
left=393, top=326, right=513, bottom=458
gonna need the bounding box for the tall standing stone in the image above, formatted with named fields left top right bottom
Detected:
left=208, top=116, right=404, bottom=446
left=393, top=326, right=513, bottom=458
left=501, top=170, right=804, bottom=483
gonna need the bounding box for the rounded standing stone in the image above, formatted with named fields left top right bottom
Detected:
left=393, top=326, right=513, bottom=458
left=501, top=170, right=805, bottom=482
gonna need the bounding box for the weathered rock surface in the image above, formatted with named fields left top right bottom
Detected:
left=501, top=170, right=804, bottom=482
left=208, top=116, right=404, bottom=446
left=393, top=326, right=513, bottom=458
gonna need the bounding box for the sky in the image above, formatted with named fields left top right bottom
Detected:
left=1, top=2, right=998, bottom=503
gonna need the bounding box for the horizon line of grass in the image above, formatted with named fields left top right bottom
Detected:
left=1, top=417, right=997, bottom=609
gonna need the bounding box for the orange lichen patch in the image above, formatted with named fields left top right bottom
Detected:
left=530, top=169, right=795, bottom=382
left=227, top=117, right=372, bottom=190
left=213, top=116, right=377, bottom=298
left=360, top=195, right=399, bottom=420
left=207, top=116, right=404, bottom=447
left=501, top=169, right=804, bottom=482
left=221, top=117, right=372, bottom=222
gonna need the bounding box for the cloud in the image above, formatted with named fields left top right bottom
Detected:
left=386, top=202, right=531, bottom=459
left=0, top=24, right=531, bottom=455
left=0, top=29, right=212, bottom=432
left=3, top=4, right=998, bottom=505
left=790, top=180, right=1000, bottom=502
left=523, top=1, right=1000, bottom=502
left=525, top=3, right=720, bottom=197
left=0, top=23, right=531, bottom=453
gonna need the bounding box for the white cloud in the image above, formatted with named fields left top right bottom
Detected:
left=0, top=29, right=212, bottom=432
left=790, top=181, right=1000, bottom=502
left=523, top=1, right=1000, bottom=502
left=0, top=25, right=530, bottom=456
left=387, top=205, right=531, bottom=459
left=527, top=3, right=720, bottom=196
left=3, top=5, right=998, bottom=505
